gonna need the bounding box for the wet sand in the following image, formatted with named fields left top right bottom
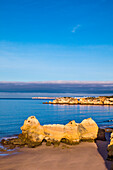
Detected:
left=0, top=141, right=112, bottom=170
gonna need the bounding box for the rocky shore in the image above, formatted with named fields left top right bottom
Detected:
left=43, top=96, right=113, bottom=105
left=0, top=116, right=105, bottom=150
left=0, top=116, right=113, bottom=169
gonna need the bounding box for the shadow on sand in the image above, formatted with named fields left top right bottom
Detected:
left=96, top=132, right=113, bottom=170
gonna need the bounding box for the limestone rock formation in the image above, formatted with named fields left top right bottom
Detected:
left=43, top=120, right=80, bottom=144
left=1, top=116, right=99, bottom=148
left=49, top=97, right=79, bottom=104
left=78, top=118, right=99, bottom=141
left=107, top=132, right=113, bottom=160
left=21, top=116, right=45, bottom=142
left=21, top=116, right=98, bottom=144
left=46, top=96, right=113, bottom=105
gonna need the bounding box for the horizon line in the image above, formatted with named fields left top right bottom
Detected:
left=0, top=81, right=113, bottom=84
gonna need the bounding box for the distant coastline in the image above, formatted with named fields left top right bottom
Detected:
left=32, top=97, right=57, bottom=99
left=0, top=98, right=32, bottom=100
left=0, top=97, right=54, bottom=100
left=43, top=96, right=113, bottom=105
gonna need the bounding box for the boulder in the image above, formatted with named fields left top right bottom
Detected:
left=97, top=128, right=106, bottom=141
left=107, top=132, right=113, bottom=160
left=21, top=116, right=45, bottom=142
left=78, top=118, right=98, bottom=141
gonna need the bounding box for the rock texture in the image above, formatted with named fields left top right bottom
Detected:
left=78, top=118, right=99, bottom=141
left=97, top=128, right=106, bottom=141
left=49, top=97, right=79, bottom=104
left=22, top=116, right=99, bottom=143
left=0, top=116, right=99, bottom=149
left=45, top=96, right=113, bottom=105
left=21, top=116, right=45, bottom=142
left=107, top=132, right=113, bottom=160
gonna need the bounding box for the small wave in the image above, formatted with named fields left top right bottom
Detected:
left=97, top=119, right=113, bottom=123
left=0, top=153, right=9, bottom=156
left=99, top=124, right=113, bottom=129
left=0, top=136, right=18, bottom=142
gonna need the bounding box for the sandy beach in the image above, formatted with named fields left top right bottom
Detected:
left=0, top=141, right=112, bottom=170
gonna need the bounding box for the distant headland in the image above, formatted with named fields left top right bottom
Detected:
left=43, top=96, right=113, bottom=105
left=32, top=97, right=57, bottom=99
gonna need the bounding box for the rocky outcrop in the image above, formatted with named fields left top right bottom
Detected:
left=44, top=96, right=113, bottom=105
left=78, top=118, right=99, bottom=141
left=1, top=116, right=99, bottom=148
left=97, top=128, right=106, bottom=141
left=107, top=132, right=113, bottom=160
left=21, top=116, right=45, bottom=142
left=43, top=120, right=80, bottom=144
left=49, top=97, right=79, bottom=104
left=21, top=116, right=99, bottom=144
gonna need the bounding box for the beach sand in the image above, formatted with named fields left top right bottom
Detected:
left=0, top=141, right=112, bottom=170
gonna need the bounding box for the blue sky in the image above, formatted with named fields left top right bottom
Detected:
left=0, top=0, right=113, bottom=81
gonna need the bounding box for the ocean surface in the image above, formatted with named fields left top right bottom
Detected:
left=0, top=97, right=113, bottom=139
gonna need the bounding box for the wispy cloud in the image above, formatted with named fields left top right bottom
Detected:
left=71, top=24, right=81, bottom=33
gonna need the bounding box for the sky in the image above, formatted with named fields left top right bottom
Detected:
left=0, top=0, right=113, bottom=82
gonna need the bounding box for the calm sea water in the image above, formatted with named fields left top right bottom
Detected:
left=0, top=98, right=113, bottom=139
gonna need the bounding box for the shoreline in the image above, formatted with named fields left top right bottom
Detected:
left=43, top=102, right=113, bottom=106
left=0, top=127, right=112, bottom=169
left=0, top=141, right=112, bottom=170
left=43, top=96, right=113, bottom=106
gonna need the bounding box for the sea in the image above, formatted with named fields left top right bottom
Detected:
left=0, top=92, right=113, bottom=140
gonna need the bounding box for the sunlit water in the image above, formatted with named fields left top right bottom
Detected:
left=0, top=98, right=113, bottom=139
